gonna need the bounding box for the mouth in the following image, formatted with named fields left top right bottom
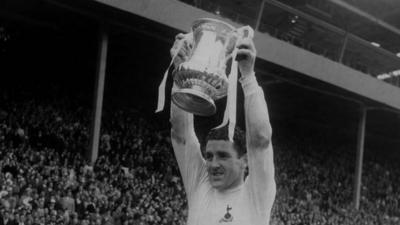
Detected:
left=210, top=171, right=224, bottom=180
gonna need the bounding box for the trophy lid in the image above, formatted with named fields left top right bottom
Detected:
left=192, top=18, right=236, bottom=36
left=192, top=18, right=236, bottom=30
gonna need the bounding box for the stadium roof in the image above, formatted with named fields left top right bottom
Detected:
left=206, top=0, right=400, bottom=53
left=2, top=0, right=400, bottom=76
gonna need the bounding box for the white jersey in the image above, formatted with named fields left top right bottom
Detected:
left=170, top=85, right=275, bottom=225
left=185, top=163, right=270, bottom=225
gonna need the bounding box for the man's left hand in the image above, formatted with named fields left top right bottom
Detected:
left=236, top=37, right=256, bottom=78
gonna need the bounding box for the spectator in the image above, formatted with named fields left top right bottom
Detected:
left=0, top=90, right=399, bottom=225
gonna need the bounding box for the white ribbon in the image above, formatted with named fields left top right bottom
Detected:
left=214, top=47, right=238, bottom=141
left=215, top=26, right=253, bottom=141
left=155, top=37, right=187, bottom=113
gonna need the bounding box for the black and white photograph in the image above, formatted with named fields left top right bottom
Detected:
left=1, top=0, right=400, bottom=224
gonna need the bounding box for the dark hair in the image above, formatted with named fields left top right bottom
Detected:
left=205, top=124, right=246, bottom=158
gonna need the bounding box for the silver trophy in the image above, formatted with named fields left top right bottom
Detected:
left=172, top=18, right=253, bottom=116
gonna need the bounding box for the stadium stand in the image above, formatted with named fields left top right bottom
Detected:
left=0, top=89, right=399, bottom=225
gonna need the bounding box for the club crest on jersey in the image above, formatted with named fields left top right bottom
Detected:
left=219, top=205, right=233, bottom=223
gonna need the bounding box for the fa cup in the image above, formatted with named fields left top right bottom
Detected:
left=172, top=18, right=253, bottom=116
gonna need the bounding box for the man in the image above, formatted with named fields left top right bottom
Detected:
left=170, top=33, right=276, bottom=225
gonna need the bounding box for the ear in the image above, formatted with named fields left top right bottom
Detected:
left=240, top=154, right=248, bottom=169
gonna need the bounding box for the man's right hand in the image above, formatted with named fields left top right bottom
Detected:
left=170, top=33, right=193, bottom=69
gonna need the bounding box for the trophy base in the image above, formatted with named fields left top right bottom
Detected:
left=172, top=88, right=216, bottom=116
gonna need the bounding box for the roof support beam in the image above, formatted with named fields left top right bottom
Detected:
left=255, top=0, right=267, bottom=31
left=353, top=105, right=367, bottom=210
left=338, top=30, right=349, bottom=63
left=88, top=25, right=108, bottom=165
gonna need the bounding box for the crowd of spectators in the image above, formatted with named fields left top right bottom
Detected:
left=0, top=93, right=399, bottom=225
left=271, top=132, right=400, bottom=225
left=0, top=96, right=186, bottom=225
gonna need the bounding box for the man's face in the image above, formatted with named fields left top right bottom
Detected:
left=205, top=140, right=246, bottom=191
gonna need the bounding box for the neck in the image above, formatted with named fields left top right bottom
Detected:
left=217, top=174, right=245, bottom=193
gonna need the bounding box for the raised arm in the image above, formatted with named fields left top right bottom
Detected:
left=237, top=38, right=276, bottom=215
left=170, top=95, right=204, bottom=163
left=169, top=34, right=206, bottom=198
left=170, top=94, right=199, bottom=150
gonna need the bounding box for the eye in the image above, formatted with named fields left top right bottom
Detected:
left=217, top=152, right=230, bottom=159
left=205, top=152, right=213, bottom=161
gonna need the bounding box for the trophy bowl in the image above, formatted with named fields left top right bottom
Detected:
left=172, top=18, right=240, bottom=116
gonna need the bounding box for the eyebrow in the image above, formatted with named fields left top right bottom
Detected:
left=206, top=150, right=231, bottom=157
left=216, top=151, right=230, bottom=157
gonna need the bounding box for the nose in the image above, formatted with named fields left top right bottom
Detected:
left=209, top=157, right=220, bottom=169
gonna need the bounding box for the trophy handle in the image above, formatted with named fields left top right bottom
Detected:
left=173, top=32, right=194, bottom=71
left=234, top=26, right=254, bottom=62
left=236, top=25, right=254, bottom=40
left=183, top=32, right=194, bottom=45
left=224, top=26, right=255, bottom=64
left=182, top=32, right=194, bottom=58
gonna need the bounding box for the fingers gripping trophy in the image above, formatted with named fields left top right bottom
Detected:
left=157, top=18, right=276, bottom=225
